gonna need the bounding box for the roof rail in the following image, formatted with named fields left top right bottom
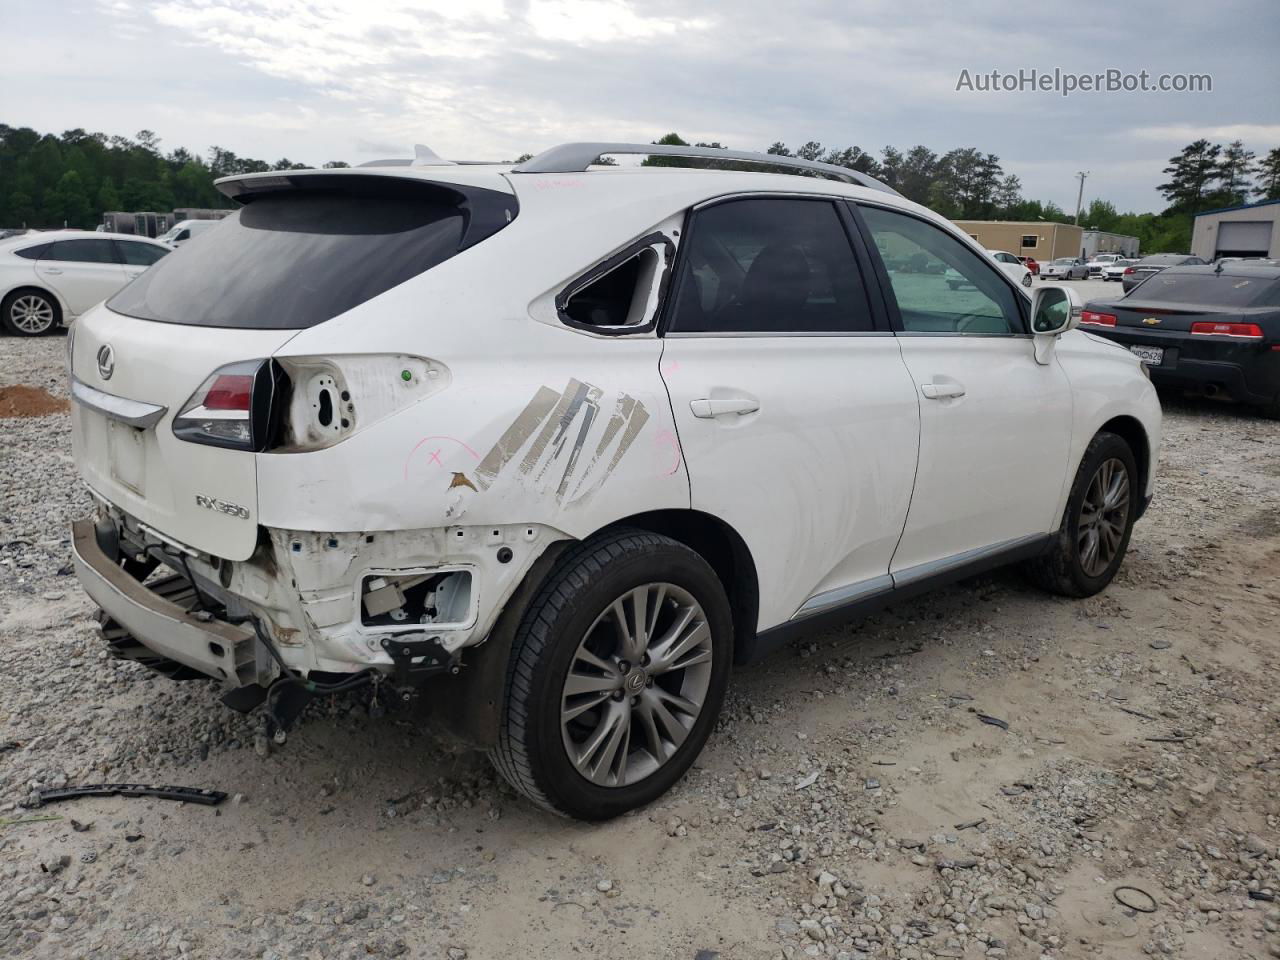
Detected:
left=511, top=142, right=900, bottom=195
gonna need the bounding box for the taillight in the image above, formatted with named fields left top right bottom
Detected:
left=173, top=359, right=275, bottom=450
left=1190, top=322, right=1264, bottom=339
left=1081, top=311, right=1117, bottom=326
left=1123, top=267, right=1135, bottom=275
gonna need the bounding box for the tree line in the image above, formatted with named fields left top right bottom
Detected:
left=3, top=122, right=1277, bottom=257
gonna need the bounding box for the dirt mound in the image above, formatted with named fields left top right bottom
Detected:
left=0, top=384, right=69, bottom=418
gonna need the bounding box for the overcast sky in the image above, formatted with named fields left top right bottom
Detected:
left=4, top=0, right=1278, bottom=213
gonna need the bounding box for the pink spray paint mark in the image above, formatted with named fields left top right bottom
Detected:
left=403, top=435, right=482, bottom=482
left=655, top=429, right=682, bottom=476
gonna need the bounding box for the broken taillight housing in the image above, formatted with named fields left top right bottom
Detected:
left=173, top=359, right=277, bottom=450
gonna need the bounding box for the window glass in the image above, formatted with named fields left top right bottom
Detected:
left=43, top=239, right=119, bottom=264
left=12, top=242, right=50, bottom=260
left=861, top=205, right=1022, bottom=335
left=562, top=244, right=665, bottom=329
left=108, top=177, right=514, bottom=329
left=116, top=241, right=169, bottom=266
left=1020, top=235, right=1038, bottom=248
left=1134, top=272, right=1278, bottom=307
left=667, top=198, right=873, bottom=334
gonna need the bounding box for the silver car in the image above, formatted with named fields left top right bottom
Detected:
left=1041, top=257, right=1088, bottom=280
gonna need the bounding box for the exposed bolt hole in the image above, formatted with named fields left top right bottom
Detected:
left=496, top=546, right=513, bottom=564
left=340, top=390, right=350, bottom=402
left=340, top=418, right=350, bottom=428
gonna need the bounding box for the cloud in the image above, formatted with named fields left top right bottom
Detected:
left=1128, top=124, right=1280, bottom=144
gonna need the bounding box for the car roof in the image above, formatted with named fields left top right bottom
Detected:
left=1137, top=253, right=1191, bottom=263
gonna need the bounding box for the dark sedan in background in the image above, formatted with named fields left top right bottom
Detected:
left=1120, top=253, right=1207, bottom=292
left=1082, top=264, right=1280, bottom=418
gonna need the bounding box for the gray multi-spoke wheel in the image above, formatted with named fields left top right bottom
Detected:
left=560, top=583, right=713, bottom=787
left=3, top=290, right=60, bottom=336
left=1028, top=431, right=1139, bottom=598
left=490, top=530, right=731, bottom=820
left=1077, top=457, right=1130, bottom=577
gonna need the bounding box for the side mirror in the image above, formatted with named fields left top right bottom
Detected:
left=1029, top=286, right=1082, bottom=364
left=1030, top=285, right=1082, bottom=335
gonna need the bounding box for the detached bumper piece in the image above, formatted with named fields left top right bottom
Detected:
left=72, top=520, right=256, bottom=686
left=36, top=783, right=227, bottom=807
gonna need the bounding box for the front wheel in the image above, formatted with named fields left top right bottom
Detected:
left=490, top=530, right=732, bottom=820
left=1027, top=432, right=1138, bottom=598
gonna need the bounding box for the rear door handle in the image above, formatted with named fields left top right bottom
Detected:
left=690, top=397, right=760, bottom=419
left=42, top=267, right=63, bottom=275
left=920, top=382, right=966, bottom=400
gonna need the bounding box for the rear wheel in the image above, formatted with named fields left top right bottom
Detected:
left=1027, top=432, right=1138, bottom=598
left=490, top=530, right=732, bottom=820
left=2, top=289, right=60, bottom=336
left=1021, top=273, right=1032, bottom=287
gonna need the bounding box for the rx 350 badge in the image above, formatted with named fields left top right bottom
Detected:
left=195, top=495, right=250, bottom=520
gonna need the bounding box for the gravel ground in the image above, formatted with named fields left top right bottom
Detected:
left=2, top=331, right=1279, bottom=960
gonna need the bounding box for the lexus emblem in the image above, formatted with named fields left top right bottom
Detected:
left=96, top=343, right=115, bottom=380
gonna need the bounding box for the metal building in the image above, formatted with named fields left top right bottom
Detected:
left=1192, top=198, right=1280, bottom=260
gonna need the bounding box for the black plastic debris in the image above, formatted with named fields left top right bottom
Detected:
left=976, top=713, right=1009, bottom=730
left=1114, top=885, right=1158, bottom=913
left=35, top=784, right=227, bottom=807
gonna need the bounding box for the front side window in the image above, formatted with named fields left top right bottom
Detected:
left=116, top=241, right=170, bottom=266
left=43, top=239, right=118, bottom=264
left=860, top=205, right=1023, bottom=335
left=666, top=197, right=873, bottom=334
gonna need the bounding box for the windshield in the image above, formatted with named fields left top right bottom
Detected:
left=1130, top=272, right=1279, bottom=307
left=1052, top=258, right=1074, bottom=264
left=108, top=177, right=515, bottom=329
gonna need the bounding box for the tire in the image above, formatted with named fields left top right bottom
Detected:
left=1027, top=431, right=1139, bottom=598
left=1021, top=273, right=1032, bottom=287
left=489, top=529, right=732, bottom=820
left=1, top=289, right=60, bottom=336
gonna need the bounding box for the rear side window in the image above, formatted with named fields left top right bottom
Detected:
left=12, top=242, right=50, bottom=260
left=108, top=177, right=515, bottom=329
left=116, top=241, right=169, bottom=266
left=667, top=197, right=873, bottom=334
left=44, top=239, right=119, bottom=264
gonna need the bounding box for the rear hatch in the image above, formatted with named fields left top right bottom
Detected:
left=71, top=169, right=516, bottom=561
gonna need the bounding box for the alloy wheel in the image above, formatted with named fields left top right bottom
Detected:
left=10, top=294, right=55, bottom=334
left=560, top=582, right=713, bottom=787
left=1077, top=457, right=1130, bottom=577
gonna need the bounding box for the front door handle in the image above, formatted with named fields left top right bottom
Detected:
left=690, top=396, right=760, bottom=419
left=920, top=382, right=966, bottom=400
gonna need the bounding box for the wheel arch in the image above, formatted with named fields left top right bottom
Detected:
left=430, top=508, right=760, bottom=750
left=1097, top=415, right=1151, bottom=517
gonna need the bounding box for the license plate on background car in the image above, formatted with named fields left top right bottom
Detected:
left=1129, top=345, right=1164, bottom=365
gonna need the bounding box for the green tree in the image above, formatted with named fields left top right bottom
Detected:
left=1257, top=148, right=1280, bottom=201
left=1216, top=140, right=1255, bottom=206
left=1081, top=199, right=1120, bottom=232
left=50, top=170, right=93, bottom=227
left=1158, top=140, right=1221, bottom=214
left=96, top=179, right=121, bottom=213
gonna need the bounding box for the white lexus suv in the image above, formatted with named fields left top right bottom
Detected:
left=68, top=142, right=1161, bottom=819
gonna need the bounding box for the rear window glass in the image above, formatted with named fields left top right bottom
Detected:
left=108, top=177, right=514, bottom=329
left=1132, top=272, right=1278, bottom=307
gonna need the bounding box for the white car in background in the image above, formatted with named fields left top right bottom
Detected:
left=1086, top=253, right=1125, bottom=278
left=987, top=249, right=1033, bottom=287
left=1041, top=257, right=1089, bottom=280
left=1, top=230, right=170, bottom=336
left=1102, top=258, right=1138, bottom=282
left=158, top=219, right=223, bottom=247
left=68, top=141, right=1161, bottom=819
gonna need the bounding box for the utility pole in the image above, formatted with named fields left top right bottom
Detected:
left=1073, top=171, right=1089, bottom=225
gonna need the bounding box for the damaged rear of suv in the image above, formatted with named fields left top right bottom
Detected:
left=71, top=142, right=1160, bottom=820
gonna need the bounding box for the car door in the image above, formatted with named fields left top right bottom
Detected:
left=854, top=203, right=1073, bottom=581
left=36, top=238, right=128, bottom=316
left=660, top=195, right=921, bottom=632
